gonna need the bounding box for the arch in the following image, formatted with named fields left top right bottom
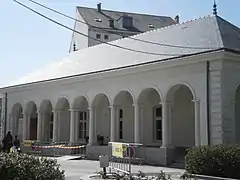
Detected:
left=39, top=100, right=53, bottom=113
left=235, top=85, right=240, bottom=144
left=113, top=90, right=134, bottom=142
left=93, top=93, right=111, bottom=145
left=92, top=93, right=111, bottom=107
left=25, top=101, right=37, bottom=114
left=137, top=88, right=162, bottom=145
left=55, top=97, right=70, bottom=141
left=11, top=103, right=23, bottom=139
left=72, top=96, right=89, bottom=109
left=166, top=84, right=195, bottom=148
left=166, top=82, right=196, bottom=101
left=55, top=97, right=70, bottom=110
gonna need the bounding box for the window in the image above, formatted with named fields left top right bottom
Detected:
left=96, top=34, right=101, bottom=39
left=154, top=106, right=162, bottom=141
left=148, top=24, right=154, bottom=28
left=122, top=16, right=133, bottom=29
left=119, top=109, right=123, bottom=139
left=94, top=17, right=102, bottom=22
left=104, top=35, right=109, bottom=40
left=79, top=111, right=88, bottom=139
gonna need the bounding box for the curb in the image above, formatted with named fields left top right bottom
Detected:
left=192, top=174, right=239, bottom=180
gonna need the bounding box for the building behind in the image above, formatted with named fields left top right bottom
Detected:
left=69, top=3, right=178, bottom=52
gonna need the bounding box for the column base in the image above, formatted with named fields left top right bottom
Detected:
left=159, top=146, right=175, bottom=166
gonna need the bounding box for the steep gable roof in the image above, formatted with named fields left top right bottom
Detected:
left=4, top=15, right=240, bottom=88
left=77, top=6, right=176, bottom=32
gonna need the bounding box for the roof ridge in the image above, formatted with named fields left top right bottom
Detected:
left=77, top=6, right=173, bottom=18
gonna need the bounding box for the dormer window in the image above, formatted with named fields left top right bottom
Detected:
left=122, top=16, right=133, bottom=29
left=94, top=17, right=102, bottom=22
left=148, top=24, right=154, bottom=28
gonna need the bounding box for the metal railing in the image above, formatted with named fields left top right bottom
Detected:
left=108, top=142, right=143, bottom=178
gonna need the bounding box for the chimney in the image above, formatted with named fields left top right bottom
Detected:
left=97, top=3, right=102, bottom=13
left=174, top=15, right=179, bottom=24
left=109, top=19, right=114, bottom=28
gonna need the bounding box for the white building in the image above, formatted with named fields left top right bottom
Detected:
left=69, top=3, right=178, bottom=52
left=1, top=14, right=240, bottom=166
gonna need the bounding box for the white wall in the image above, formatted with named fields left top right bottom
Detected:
left=70, top=10, right=89, bottom=51
left=3, top=53, right=216, bottom=146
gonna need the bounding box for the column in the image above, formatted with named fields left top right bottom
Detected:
left=161, top=101, right=169, bottom=147
left=115, top=106, right=120, bottom=141
left=75, top=111, right=80, bottom=142
left=193, top=100, right=201, bottom=147
left=37, top=112, right=43, bottom=141
left=23, top=113, right=28, bottom=140
left=52, top=110, right=59, bottom=142
left=140, top=104, right=144, bottom=144
left=133, top=103, right=140, bottom=143
left=110, top=105, right=116, bottom=142
left=88, top=107, right=95, bottom=145
left=69, top=109, right=76, bottom=144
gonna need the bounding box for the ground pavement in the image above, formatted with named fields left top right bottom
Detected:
left=56, top=156, right=185, bottom=180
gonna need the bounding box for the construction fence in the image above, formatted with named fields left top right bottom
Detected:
left=22, top=140, right=86, bottom=157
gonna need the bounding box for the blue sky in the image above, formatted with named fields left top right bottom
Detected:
left=0, top=0, right=239, bottom=86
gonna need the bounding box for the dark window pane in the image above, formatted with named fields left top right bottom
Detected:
left=156, top=130, right=162, bottom=140
left=96, top=34, right=101, bottom=39
left=156, top=120, right=162, bottom=129
left=120, top=130, right=123, bottom=139
left=84, top=111, right=87, bottom=120
left=120, top=121, right=123, bottom=129
left=80, top=112, right=83, bottom=120
left=156, top=106, right=162, bottom=117
left=104, top=35, right=109, bottom=40
left=119, top=109, right=123, bottom=118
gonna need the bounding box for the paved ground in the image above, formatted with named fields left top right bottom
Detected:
left=56, top=156, right=185, bottom=180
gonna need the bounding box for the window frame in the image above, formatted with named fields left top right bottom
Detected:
left=78, top=111, right=88, bottom=140
left=96, top=34, right=101, bottom=39
left=104, top=34, right=109, bottom=40
left=153, top=105, right=162, bottom=141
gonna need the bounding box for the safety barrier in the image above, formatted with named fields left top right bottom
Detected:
left=108, top=142, right=143, bottom=178
left=23, top=140, right=86, bottom=157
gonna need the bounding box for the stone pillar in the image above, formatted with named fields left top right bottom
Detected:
left=75, top=111, right=80, bottom=142
left=140, top=104, right=144, bottom=144
left=69, top=109, right=76, bottom=144
left=52, top=110, right=59, bottom=142
left=37, top=112, right=43, bottom=141
left=193, top=100, right=201, bottom=147
left=88, top=107, right=95, bottom=145
left=115, top=106, right=120, bottom=141
left=133, top=103, right=140, bottom=143
left=23, top=113, right=28, bottom=140
left=161, top=101, right=169, bottom=147
left=110, top=105, right=116, bottom=142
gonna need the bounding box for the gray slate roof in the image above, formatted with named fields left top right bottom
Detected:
left=77, top=6, right=176, bottom=32
left=4, top=15, right=240, bottom=88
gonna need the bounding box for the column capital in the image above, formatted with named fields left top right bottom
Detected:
left=132, top=103, right=141, bottom=107
left=68, top=108, right=81, bottom=112
left=159, top=101, right=171, bottom=105
left=52, top=109, right=62, bottom=113
left=191, top=99, right=200, bottom=103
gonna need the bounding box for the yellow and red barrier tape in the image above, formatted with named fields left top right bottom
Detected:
left=32, top=145, right=86, bottom=149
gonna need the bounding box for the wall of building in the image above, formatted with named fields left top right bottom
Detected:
left=88, top=28, right=138, bottom=47
left=3, top=53, right=213, bottom=146
left=221, top=55, right=240, bottom=144
left=70, top=10, right=89, bottom=51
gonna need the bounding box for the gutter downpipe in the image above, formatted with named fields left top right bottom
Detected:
left=206, top=61, right=210, bottom=146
